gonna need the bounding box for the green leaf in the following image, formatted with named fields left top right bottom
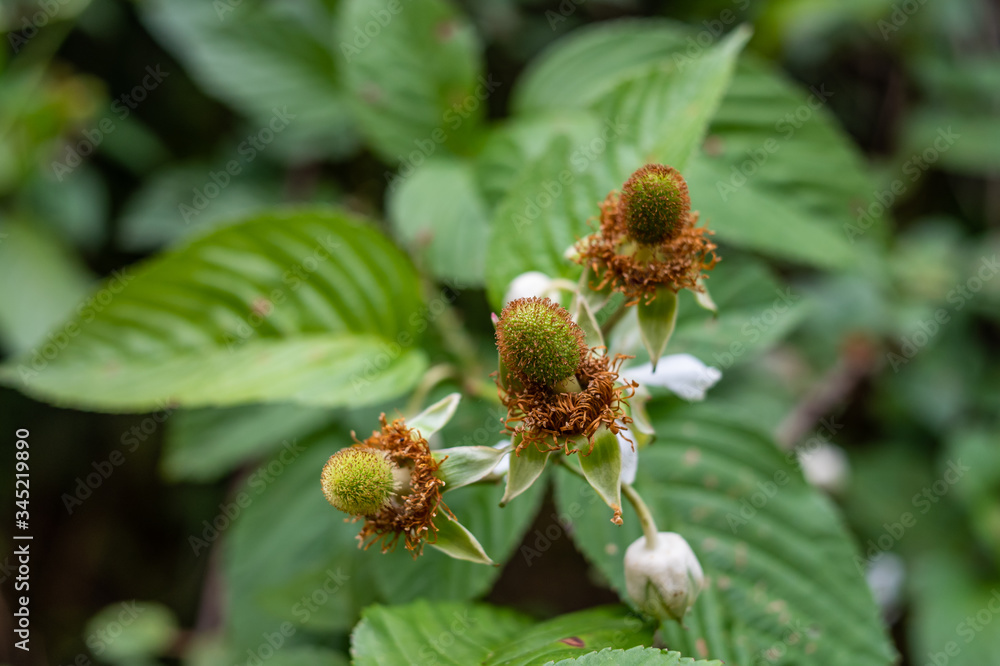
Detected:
left=637, top=288, right=679, bottom=369
left=141, top=0, right=356, bottom=160
left=512, top=19, right=691, bottom=114
left=409, top=392, right=461, bottom=437
left=551, top=646, right=723, bottom=665
left=577, top=427, right=623, bottom=524
left=554, top=401, right=896, bottom=664
left=434, top=445, right=506, bottom=491
left=350, top=601, right=532, bottom=666
left=686, top=56, right=872, bottom=268
left=0, top=208, right=429, bottom=411
left=387, top=158, right=491, bottom=285
left=0, top=219, right=93, bottom=356
left=162, top=402, right=330, bottom=482
left=430, top=512, right=495, bottom=565
left=593, top=27, right=750, bottom=172
left=501, top=436, right=551, bottom=507
left=339, top=0, right=485, bottom=163
left=474, top=112, right=604, bottom=208
left=482, top=605, right=656, bottom=666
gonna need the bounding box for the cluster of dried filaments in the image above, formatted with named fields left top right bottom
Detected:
left=576, top=191, right=718, bottom=305
left=499, top=351, right=637, bottom=455
left=353, top=415, right=449, bottom=557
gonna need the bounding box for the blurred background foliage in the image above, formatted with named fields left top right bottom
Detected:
left=0, top=0, right=998, bottom=664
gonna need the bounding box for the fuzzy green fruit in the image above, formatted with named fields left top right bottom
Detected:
left=321, top=447, right=396, bottom=516
left=620, top=164, right=690, bottom=245
left=495, top=297, right=587, bottom=389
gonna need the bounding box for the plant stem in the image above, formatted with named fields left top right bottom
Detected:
left=622, top=482, right=659, bottom=550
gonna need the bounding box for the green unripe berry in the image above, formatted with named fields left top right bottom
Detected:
left=620, top=164, right=690, bottom=245
left=496, top=297, right=587, bottom=389
left=321, top=447, right=396, bottom=516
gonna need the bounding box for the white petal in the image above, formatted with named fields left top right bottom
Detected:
left=617, top=426, right=638, bottom=485
left=503, top=271, right=555, bottom=304
left=798, top=443, right=850, bottom=493
left=621, top=354, right=722, bottom=401
left=491, top=439, right=511, bottom=476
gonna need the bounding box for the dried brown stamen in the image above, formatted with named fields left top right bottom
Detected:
left=498, top=350, right=638, bottom=455
left=353, top=415, right=449, bottom=557
left=576, top=191, right=718, bottom=305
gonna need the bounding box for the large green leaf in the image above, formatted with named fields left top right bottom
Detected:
left=338, top=0, right=485, bottom=163
left=484, top=30, right=746, bottom=308
left=482, top=605, right=656, bottom=665
left=551, top=647, right=722, bottom=665
left=387, top=159, right=490, bottom=285
left=0, top=208, right=429, bottom=411
left=593, top=27, right=751, bottom=174
left=512, top=19, right=691, bottom=114
left=685, top=57, right=873, bottom=268
left=554, top=401, right=895, bottom=665
left=141, top=0, right=356, bottom=160
left=351, top=601, right=532, bottom=666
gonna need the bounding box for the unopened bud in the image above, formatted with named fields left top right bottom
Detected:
left=624, top=532, right=704, bottom=621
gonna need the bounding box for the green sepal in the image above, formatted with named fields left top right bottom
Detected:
left=433, top=445, right=508, bottom=492
left=430, top=512, right=496, bottom=566
left=577, top=426, right=623, bottom=524
left=408, top=392, right=460, bottom=438
left=637, top=288, right=679, bottom=370
left=500, top=435, right=550, bottom=507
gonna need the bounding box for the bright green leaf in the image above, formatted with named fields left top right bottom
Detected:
left=0, top=208, right=429, bottom=411
left=350, top=601, right=532, bottom=666
left=550, top=646, right=723, bottom=665
left=482, top=605, right=656, bottom=666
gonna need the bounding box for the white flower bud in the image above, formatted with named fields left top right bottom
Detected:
left=503, top=271, right=556, bottom=305
left=798, top=442, right=850, bottom=493
left=624, top=532, right=704, bottom=622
